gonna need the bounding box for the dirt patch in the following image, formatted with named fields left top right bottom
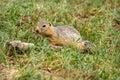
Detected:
left=0, top=64, right=20, bottom=80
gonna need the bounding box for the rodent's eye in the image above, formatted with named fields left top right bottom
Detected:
left=42, top=25, right=46, bottom=28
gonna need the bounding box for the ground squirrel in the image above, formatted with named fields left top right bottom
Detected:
left=35, top=20, right=91, bottom=51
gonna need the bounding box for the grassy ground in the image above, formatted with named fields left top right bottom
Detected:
left=0, top=0, right=120, bottom=80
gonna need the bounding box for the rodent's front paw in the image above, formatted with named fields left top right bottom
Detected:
left=50, top=45, right=63, bottom=49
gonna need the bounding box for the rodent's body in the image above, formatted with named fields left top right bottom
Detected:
left=49, top=26, right=82, bottom=46
left=35, top=20, right=90, bottom=50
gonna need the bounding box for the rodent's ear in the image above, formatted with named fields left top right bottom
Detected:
left=49, top=23, right=52, bottom=26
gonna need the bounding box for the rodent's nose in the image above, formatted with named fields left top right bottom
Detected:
left=35, top=26, right=41, bottom=33
left=35, top=30, right=39, bottom=33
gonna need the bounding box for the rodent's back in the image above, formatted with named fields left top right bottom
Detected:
left=53, top=26, right=83, bottom=42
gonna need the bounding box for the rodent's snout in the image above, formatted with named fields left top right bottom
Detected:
left=35, top=26, right=41, bottom=34
left=35, top=30, right=39, bottom=33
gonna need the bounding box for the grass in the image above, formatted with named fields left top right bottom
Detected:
left=0, top=0, right=120, bottom=80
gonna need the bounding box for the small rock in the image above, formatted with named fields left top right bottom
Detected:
left=9, top=40, right=34, bottom=50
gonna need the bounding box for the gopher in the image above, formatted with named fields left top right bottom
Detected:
left=35, top=20, right=91, bottom=51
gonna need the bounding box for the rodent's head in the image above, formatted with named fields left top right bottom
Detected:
left=35, top=20, right=53, bottom=36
